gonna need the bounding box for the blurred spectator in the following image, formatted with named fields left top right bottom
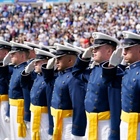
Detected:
left=0, top=1, right=139, bottom=48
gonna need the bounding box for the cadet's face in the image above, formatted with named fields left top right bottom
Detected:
left=123, top=45, right=140, bottom=64
left=10, top=52, right=23, bottom=65
left=0, top=49, right=9, bottom=61
left=92, top=45, right=111, bottom=63
left=56, top=55, right=70, bottom=71
left=34, top=59, right=48, bottom=73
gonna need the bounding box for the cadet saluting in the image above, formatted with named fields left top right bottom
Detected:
left=0, top=40, right=11, bottom=140
left=103, top=31, right=140, bottom=140
left=3, top=41, right=32, bottom=140
left=22, top=46, right=55, bottom=140
left=72, top=32, right=121, bottom=140
left=42, top=43, right=87, bottom=140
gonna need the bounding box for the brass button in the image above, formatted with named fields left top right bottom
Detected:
left=133, top=78, right=136, bottom=82
left=95, top=99, right=98, bottom=102
left=129, top=94, right=132, bottom=97
left=136, top=72, right=139, bottom=75
left=93, top=107, right=96, bottom=110
left=97, top=83, right=100, bottom=86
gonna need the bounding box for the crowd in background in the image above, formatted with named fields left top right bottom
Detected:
left=0, top=1, right=139, bottom=48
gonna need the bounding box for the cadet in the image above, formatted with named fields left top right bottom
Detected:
left=73, top=32, right=121, bottom=140
left=0, top=40, right=11, bottom=140
left=3, top=41, right=33, bottom=140
left=22, top=47, right=55, bottom=140
left=103, top=31, right=140, bottom=140
left=42, top=43, right=87, bottom=140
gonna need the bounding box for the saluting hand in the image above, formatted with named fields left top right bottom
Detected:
left=82, top=47, right=93, bottom=59
left=121, top=58, right=127, bottom=66
left=25, top=61, right=35, bottom=74
left=46, top=57, right=56, bottom=69
left=3, top=52, right=11, bottom=66
left=109, top=47, right=123, bottom=66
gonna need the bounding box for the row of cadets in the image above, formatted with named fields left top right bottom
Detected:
left=0, top=40, right=11, bottom=140
left=102, top=31, right=140, bottom=140
left=3, top=41, right=33, bottom=140
left=72, top=32, right=122, bottom=140
left=42, top=43, right=87, bottom=140
left=21, top=44, right=55, bottom=140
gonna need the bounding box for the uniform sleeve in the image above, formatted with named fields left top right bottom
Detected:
left=102, top=61, right=117, bottom=84
left=0, top=65, right=10, bottom=117
left=46, top=83, right=54, bottom=135
left=69, top=77, right=87, bottom=136
left=108, top=86, right=121, bottom=140
left=21, top=70, right=31, bottom=87
left=42, top=64, right=55, bottom=83
left=20, top=73, right=31, bottom=121
left=72, top=54, right=91, bottom=82
left=6, top=103, right=10, bottom=117
left=21, top=70, right=36, bottom=90
left=42, top=64, right=55, bottom=135
left=102, top=62, right=124, bottom=139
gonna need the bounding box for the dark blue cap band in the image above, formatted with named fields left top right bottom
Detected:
left=94, top=39, right=117, bottom=47
left=36, top=54, right=51, bottom=60
left=124, top=38, right=140, bottom=45
left=0, top=44, right=11, bottom=50
left=40, top=47, right=49, bottom=52
left=11, top=46, right=30, bottom=52
left=55, top=50, right=78, bottom=56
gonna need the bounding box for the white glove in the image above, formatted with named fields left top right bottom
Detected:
left=46, top=58, right=56, bottom=69
left=5, top=116, right=10, bottom=123
left=121, top=58, right=126, bottom=66
left=3, top=52, right=11, bottom=66
left=48, top=134, right=52, bottom=140
left=109, top=48, right=123, bottom=66
left=71, top=134, right=86, bottom=140
left=90, top=61, right=99, bottom=68
left=24, top=121, right=30, bottom=129
left=82, top=47, right=93, bottom=59
left=25, top=61, right=35, bottom=73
